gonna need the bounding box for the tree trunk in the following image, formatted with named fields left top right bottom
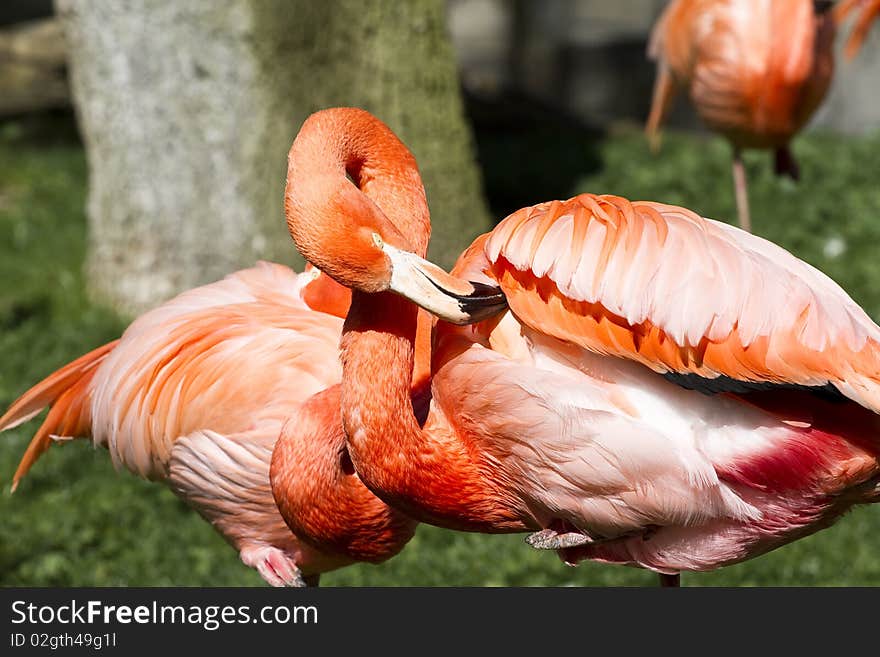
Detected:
left=58, top=0, right=490, bottom=316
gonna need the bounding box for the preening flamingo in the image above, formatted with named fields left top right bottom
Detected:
left=836, top=0, right=880, bottom=57
left=646, top=0, right=838, bottom=232
left=285, top=107, right=880, bottom=586
left=0, top=261, right=416, bottom=586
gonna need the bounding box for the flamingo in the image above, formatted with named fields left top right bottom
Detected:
left=835, top=0, right=880, bottom=58
left=284, top=106, right=880, bottom=587
left=0, top=261, right=416, bottom=586
left=645, top=0, right=838, bottom=232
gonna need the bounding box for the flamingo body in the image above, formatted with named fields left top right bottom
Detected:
left=89, top=262, right=343, bottom=480
left=647, top=0, right=835, bottom=151
left=284, top=108, right=880, bottom=581
left=429, top=193, right=880, bottom=572
left=646, top=0, right=840, bottom=231
left=1, top=261, right=415, bottom=585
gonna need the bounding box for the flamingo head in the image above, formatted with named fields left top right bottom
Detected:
left=285, top=108, right=507, bottom=325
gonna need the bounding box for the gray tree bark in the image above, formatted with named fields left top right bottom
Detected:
left=59, top=0, right=490, bottom=316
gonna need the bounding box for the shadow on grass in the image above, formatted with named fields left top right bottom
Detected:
left=0, top=109, right=82, bottom=148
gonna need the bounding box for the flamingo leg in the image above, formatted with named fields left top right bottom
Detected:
left=659, top=573, right=681, bottom=587
left=731, top=148, right=752, bottom=233
left=240, top=545, right=309, bottom=587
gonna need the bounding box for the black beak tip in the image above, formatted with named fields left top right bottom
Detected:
left=455, top=281, right=508, bottom=323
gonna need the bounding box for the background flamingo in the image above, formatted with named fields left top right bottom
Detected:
left=836, top=0, right=880, bottom=57
left=645, top=0, right=838, bottom=232
left=285, top=107, right=880, bottom=587
left=0, top=261, right=416, bottom=586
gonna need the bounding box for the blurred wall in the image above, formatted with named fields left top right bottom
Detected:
left=447, top=0, right=880, bottom=135
left=815, top=22, right=880, bottom=135
left=2, top=0, right=879, bottom=135
left=0, top=0, right=53, bottom=27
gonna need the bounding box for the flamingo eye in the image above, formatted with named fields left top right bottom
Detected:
left=371, top=232, right=384, bottom=249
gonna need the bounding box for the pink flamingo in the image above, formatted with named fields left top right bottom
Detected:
left=646, top=0, right=839, bottom=232
left=836, top=0, right=880, bottom=58
left=1, top=261, right=416, bottom=586
left=284, top=107, right=880, bottom=586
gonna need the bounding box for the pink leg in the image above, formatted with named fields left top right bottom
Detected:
left=732, top=149, right=752, bottom=233
left=240, top=545, right=308, bottom=587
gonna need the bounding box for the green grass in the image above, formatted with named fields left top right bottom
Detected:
left=1, top=117, right=880, bottom=587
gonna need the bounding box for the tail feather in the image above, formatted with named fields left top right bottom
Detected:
left=0, top=340, right=118, bottom=491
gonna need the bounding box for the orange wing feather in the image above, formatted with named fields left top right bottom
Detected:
left=480, top=193, right=880, bottom=411
left=0, top=340, right=119, bottom=490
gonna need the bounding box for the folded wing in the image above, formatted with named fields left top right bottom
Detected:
left=483, top=193, right=880, bottom=412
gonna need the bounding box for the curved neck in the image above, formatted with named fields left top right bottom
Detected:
left=270, top=385, right=416, bottom=563
left=341, top=291, right=528, bottom=532
left=289, top=108, right=527, bottom=533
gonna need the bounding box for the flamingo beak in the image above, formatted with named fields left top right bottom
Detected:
left=383, top=244, right=507, bottom=325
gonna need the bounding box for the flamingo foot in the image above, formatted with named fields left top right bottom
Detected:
left=526, top=528, right=593, bottom=550
left=240, top=545, right=308, bottom=587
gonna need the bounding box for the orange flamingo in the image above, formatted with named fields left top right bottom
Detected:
left=285, top=107, right=880, bottom=587
left=270, top=305, right=434, bottom=563
left=1, top=261, right=416, bottom=586
left=646, top=0, right=838, bottom=232
left=836, top=0, right=880, bottom=57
